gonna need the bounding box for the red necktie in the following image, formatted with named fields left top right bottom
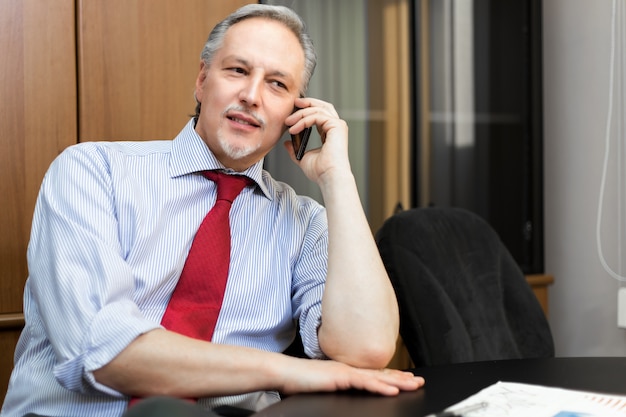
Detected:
left=129, top=171, right=251, bottom=407
left=161, top=171, right=252, bottom=339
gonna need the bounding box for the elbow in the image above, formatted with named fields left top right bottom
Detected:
left=322, top=337, right=398, bottom=369
left=353, top=339, right=397, bottom=369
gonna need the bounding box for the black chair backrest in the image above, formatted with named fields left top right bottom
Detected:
left=375, top=207, right=554, bottom=367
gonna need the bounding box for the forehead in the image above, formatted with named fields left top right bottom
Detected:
left=217, top=18, right=305, bottom=85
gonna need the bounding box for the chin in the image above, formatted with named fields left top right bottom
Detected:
left=220, top=140, right=262, bottom=162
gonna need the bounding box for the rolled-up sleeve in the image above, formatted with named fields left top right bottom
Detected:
left=27, top=145, right=161, bottom=395
left=291, top=206, right=328, bottom=360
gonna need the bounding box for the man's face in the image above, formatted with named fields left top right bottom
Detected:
left=194, top=17, right=305, bottom=171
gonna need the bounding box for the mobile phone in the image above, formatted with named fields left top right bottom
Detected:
left=291, top=126, right=312, bottom=160
left=290, top=107, right=312, bottom=160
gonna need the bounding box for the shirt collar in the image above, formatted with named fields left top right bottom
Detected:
left=169, top=119, right=272, bottom=199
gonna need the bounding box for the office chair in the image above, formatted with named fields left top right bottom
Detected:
left=375, top=206, right=554, bottom=367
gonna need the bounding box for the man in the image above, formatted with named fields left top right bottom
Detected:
left=1, top=4, right=424, bottom=417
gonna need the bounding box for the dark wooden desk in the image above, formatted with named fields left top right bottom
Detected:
left=252, top=357, right=626, bottom=417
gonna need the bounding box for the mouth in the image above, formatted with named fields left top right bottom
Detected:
left=226, top=111, right=262, bottom=129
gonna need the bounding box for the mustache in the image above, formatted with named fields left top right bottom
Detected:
left=223, top=105, right=265, bottom=128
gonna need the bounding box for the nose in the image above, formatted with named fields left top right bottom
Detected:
left=239, top=74, right=263, bottom=107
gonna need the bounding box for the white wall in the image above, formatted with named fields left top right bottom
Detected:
left=543, top=0, right=626, bottom=355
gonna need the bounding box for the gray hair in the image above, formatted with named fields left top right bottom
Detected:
left=201, top=4, right=316, bottom=94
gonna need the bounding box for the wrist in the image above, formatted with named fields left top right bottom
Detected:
left=318, top=168, right=356, bottom=196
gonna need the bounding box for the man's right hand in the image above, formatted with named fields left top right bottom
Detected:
left=277, top=356, right=425, bottom=396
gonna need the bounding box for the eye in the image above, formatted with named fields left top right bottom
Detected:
left=270, top=80, right=288, bottom=90
left=227, top=67, right=247, bottom=75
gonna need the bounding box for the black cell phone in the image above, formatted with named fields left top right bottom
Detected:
left=291, top=126, right=312, bottom=160
left=290, top=107, right=312, bottom=160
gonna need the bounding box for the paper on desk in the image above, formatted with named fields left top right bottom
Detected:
left=446, top=381, right=626, bottom=417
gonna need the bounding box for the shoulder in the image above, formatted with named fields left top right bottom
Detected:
left=258, top=171, right=327, bottom=235
left=59, top=140, right=172, bottom=160
left=51, top=140, right=172, bottom=172
left=261, top=170, right=323, bottom=210
left=40, top=141, right=173, bottom=196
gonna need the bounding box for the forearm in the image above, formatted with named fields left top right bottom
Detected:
left=94, top=328, right=424, bottom=399
left=317, top=169, right=399, bottom=368
left=94, top=329, right=292, bottom=398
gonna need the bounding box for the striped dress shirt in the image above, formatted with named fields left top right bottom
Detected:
left=1, top=119, right=328, bottom=417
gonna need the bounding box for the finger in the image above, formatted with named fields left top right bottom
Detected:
left=350, top=369, right=424, bottom=396
left=364, top=380, right=401, bottom=396
left=285, top=109, right=313, bottom=133
left=343, top=373, right=401, bottom=396
left=294, top=97, right=339, bottom=118
left=376, top=370, right=425, bottom=391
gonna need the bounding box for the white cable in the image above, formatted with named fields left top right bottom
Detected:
left=597, top=0, right=626, bottom=281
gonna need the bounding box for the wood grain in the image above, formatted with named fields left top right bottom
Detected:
left=0, top=0, right=77, bottom=314
left=77, top=0, right=252, bottom=142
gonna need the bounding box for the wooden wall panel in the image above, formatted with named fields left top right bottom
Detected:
left=0, top=1, right=27, bottom=316
left=0, top=328, right=22, bottom=403
left=77, top=0, right=253, bottom=142
left=0, top=1, right=77, bottom=312
left=0, top=0, right=77, bottom=401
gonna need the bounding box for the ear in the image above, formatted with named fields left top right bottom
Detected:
left=194, top=61, right=208, bottom=102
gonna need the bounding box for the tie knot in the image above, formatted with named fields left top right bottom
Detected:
left=203, top=171, right=252, bottom=204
